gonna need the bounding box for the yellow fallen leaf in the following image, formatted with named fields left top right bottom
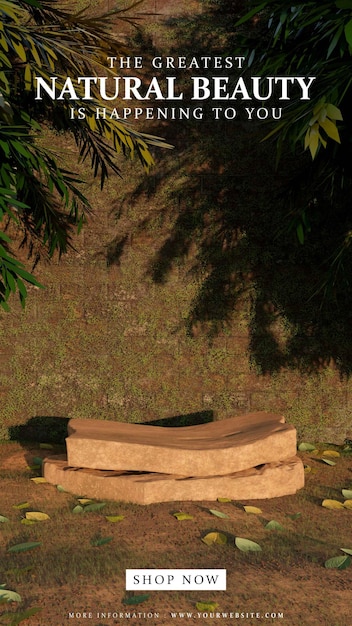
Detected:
left=322, top=450, right=340, bottom=458
left=25, top=511, right=50, bottom=521
left=173, top=512, right=193, bottom=521
left=78, top=499, right=95, bottom=505
left=105, top=515, right=124, bottom=522
left=217, top=497, right=232, bottom=503
left=322, top=499, right=345, bottom=510
left=30, top=477, right=47, bottom=484
left=202, top=532, right=227, bottom=546
left=304, top=465, right=318, bottom=474
left=244, top=505, right=262, bottom=515
left=343, top=500, right=352, bottom=510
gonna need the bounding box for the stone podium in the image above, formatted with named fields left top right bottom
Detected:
left=43, top=412, right=304, bottom=504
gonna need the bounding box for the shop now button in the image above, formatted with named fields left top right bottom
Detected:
left=126, top=569, right=226, bottom=591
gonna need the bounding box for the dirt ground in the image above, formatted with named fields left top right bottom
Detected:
left=0, top=441, right=352, bottom=626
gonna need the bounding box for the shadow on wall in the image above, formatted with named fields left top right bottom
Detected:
left=8, top=411, right=215, bottom=444
left=9, top=416, right=70, bottom=445
left=144, top=410, right=214, bottom=427
left=106, top=0, right=352, bottom=377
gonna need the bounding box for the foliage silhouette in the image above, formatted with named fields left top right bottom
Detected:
left=106, top=0, right=352, bottom=376
left=0, top=0, right=169, bottom=310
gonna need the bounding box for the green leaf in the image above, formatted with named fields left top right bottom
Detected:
left=344, top=18, right=352, bottom=47
left=324, top=555, right=351, bottom=569
left=8, top=541, right=41, bottom=553
left=39, top=443, right=53, bottom=449
left=209, top=509, right=229, bottom=519
left=0, top=515, right=9, bottom=523
left=7, top=264, right=42, bottom=288
left=0, top=301, right=10, bottom=312
left=342, top=489, right=352, bottom=499
left=196, top=602, right=219, bottom=611
left=21, top=519, right=36, bottom=525
left=325, top=103, right=343, bottom=121
left=5, top=270, right=16, bottom=293
left=340, top=548, right=352, bottom=555
left=13, top=502, right=30, bottom=510
left=235, top=537, right=262, bottom=552
left=11, top=140, right=31, bottom=159
left=83, top=502, right=106, bottom=512
left=286, top=512, right=301, bottom=520
left=17, top=279, right=28, bottom=305
left=235, top=1, right=268, bottom=26
left=265, top=520, right=284, bottom=531
left=327, top=24, right=344, bottom=58
left=342, top=445, right=352, bottom=453
left=298, top=442, right=316, bottom=452
left=2, top=607, right=42, bottom=624
left=0, top=589, right=22, bottom=603
left=173, top=511, right=193, bottom=521
left=0, top=231, right=11, bottom=243
left=56, top=485, right=67, bottom=492
left=72, top=505, right=84, bottom=514
left=91, top=536, right=113, bottom=547
left=123, top=594, right=150, bottom=605
left=202, top=532, right=227, bottom=546
left=32, top=457, right=43, bottom=466
left=321, top=458, right=336, bottom=466
left=296, top=222, right=304, bottom=245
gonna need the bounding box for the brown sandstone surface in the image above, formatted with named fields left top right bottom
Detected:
left=43, top=454, right=304, bottom=504
left=66, top=412, right=298, bottom=476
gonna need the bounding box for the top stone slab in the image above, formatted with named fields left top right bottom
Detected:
left=66, top=412, right=297, bottom=476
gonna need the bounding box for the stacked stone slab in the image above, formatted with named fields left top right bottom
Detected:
left=43, top=412, right=304, bottom=504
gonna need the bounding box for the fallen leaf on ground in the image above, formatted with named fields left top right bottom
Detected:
left=202, top=532, right=227, bottom=546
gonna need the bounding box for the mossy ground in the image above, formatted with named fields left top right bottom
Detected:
left=0, top=441, right=351, bottom=625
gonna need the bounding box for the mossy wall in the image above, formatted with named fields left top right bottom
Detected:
left=1, top=0, right=352, bottom=444
left=1, top=151, right=351, bottom=444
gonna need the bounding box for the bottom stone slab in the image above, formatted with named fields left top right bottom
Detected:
left=43, top=455, right=304, bottom=504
